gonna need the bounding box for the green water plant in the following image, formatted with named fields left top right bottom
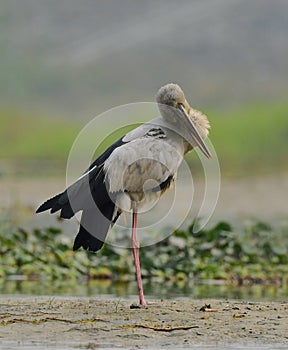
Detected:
left=0, top=221, right=287, bottom=284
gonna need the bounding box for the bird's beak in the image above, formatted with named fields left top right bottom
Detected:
left=177, top=104, right=212, bottom=158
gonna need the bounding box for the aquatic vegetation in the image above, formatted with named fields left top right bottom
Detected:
left=0, top=221, right=287, bottom=284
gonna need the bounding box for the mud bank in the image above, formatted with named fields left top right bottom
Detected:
left=0, top=297, right=287, bottom=349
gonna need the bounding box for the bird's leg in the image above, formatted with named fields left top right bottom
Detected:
left=131, top=210, right=147, bottom=307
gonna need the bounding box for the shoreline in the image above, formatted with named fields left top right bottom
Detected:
left=0, top=297, right=287, bottom=349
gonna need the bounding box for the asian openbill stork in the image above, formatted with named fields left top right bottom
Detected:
left=36, top=83, right=211, bottom=307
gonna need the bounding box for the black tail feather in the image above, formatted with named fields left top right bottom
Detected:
left=73, top=224, right=105, bottom=252
left=36, top=165, right=121, bottom=253
left=36, top=169, right=94, bottom=217
left=36, top=193, right=64, bottom=213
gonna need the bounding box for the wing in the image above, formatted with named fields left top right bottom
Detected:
left=36, top=119, right=165, bottom=216
left=72, top=166, right=118, bottom=252
left=36, top=137, right=127, bottom=252
left=36, top=137, right=126, bottom=217
left=36, top=121, right=162, bottom=252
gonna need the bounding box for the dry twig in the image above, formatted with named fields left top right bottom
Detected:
left=133, top=324, right=199, bottom=332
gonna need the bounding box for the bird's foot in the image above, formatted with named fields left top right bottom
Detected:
left=130, top=302, right=148, bottom=309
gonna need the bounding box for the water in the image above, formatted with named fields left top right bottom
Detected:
left=0, top=278, right=287, bottom=302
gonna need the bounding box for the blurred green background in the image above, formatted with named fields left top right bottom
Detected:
left=1, top=0, right=288, bottom=227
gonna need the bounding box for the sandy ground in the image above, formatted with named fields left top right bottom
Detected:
left=0, top=297, right=287, bottom=349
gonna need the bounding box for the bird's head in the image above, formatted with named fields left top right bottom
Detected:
left=156, top=83, right=211, bottom=158
left=156, top=83, right=190, bottom=110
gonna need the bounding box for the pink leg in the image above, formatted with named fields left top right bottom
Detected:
left=131, top=210, right=147, bottom=307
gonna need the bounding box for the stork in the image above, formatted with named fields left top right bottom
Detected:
left=36, top=83, right=211, bottom=307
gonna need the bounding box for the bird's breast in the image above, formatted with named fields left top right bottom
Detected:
left=104, top=137, right=184, bottom=196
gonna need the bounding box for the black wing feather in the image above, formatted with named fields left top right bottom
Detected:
left=36, top=136, right=127, bottom=251
left=72, top=168, right=117, bottom=252
left=151, top=174, right=174, bottom=193
left=85, top=137, right=126, bottom=172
